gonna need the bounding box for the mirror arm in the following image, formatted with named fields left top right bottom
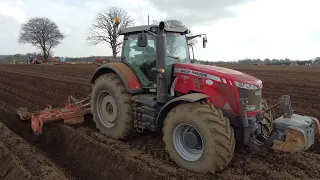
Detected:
left=186, top=34, right=207, bottom=40
left=188, top=44, right=195, bottom=62
left=147, top=30, right=156, bottom=37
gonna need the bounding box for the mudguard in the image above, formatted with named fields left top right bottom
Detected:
left=90, top=62, right=143, bottom=94
left=156, top=93, right=209, bottom=125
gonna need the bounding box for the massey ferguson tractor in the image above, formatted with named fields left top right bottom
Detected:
left=17, top=20, right=319, bottom=174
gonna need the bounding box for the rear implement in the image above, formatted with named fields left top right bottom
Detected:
left=17, top=95, right=91, bottom=135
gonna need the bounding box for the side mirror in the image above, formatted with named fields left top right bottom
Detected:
left=203, top=37, right=207, bottom=48
left=138, top=32, right=148, bottom=47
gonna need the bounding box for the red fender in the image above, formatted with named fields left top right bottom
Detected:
left=90, top=62, right=143, bottom=93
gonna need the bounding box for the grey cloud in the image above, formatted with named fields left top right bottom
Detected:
left=147, top=0, right=255, bottom=27
left=0, top=15, right=34, bottom=54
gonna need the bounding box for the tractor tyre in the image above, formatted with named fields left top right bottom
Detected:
left=261, top=98, right=274, bottom=135
left=162, top=101, right=235, bottom=174
left=91, top=73, right=134, bottom=140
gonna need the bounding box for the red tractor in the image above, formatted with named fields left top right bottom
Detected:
left=18, top=21, right=319, bottom=174
left=93, top=57, right=104, bottom=65
left=89, top=21, right=319, bottom=173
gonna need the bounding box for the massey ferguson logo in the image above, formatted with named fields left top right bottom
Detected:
left=181, top=69, right=208, bottom=78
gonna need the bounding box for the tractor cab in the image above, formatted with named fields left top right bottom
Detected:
left=119, top=25, right=205, bottom=90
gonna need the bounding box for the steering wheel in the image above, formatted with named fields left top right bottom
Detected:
left=133, top=54, right=146, bottom=65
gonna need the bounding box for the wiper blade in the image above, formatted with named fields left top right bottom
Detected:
left=167, top=55, right=180, bottom=60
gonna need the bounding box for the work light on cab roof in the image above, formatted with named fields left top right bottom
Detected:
left=114, top=17, right=120, bottom=25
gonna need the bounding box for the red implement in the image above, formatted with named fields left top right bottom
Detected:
left=17, top=95, right=91, bottom=135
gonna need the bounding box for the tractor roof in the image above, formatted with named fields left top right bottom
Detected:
left=119, top=25, right=190, bottom=35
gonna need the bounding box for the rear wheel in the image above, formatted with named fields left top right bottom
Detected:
left=162, top=101, right=235, bottom=174
left=91, top=73, right=134, bottom=140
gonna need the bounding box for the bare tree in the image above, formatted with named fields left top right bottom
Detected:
left=18, top=17, right=64, bottom=62
left=87, top=7, right=135, bottom=58
left=152, top=19, right=198, bottom=47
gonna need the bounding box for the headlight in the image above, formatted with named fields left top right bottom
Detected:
left=234, top=81, right=258, bottom=90
left=245, top=105, right=256, bottom=112
left=257, top=79, right=263, bottom=88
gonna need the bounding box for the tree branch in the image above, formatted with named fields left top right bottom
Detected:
left=18, top=17, right=64, bottom=62
left=87, top=6, right=134, bottom=57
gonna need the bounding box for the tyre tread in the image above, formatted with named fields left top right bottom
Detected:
left=91, top=73, right=134, bottom=140
left=163, top=101, right=235, bottom=174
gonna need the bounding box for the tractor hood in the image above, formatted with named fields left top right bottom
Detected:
left=174, top=63, right=262, bottom=88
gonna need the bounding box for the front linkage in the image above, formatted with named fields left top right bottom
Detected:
left=248, top=95, right=320, bottom=152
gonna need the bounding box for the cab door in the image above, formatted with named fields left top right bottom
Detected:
left=121, top=33, right=157, bottom=89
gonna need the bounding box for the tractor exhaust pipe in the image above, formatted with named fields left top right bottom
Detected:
left=155, top=21, right=168, bottom=103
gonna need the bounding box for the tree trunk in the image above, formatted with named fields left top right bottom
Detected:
left=112, top=47, right=117, bottom=58
left=42, top=48, right=49, bottom=62
left=44, top=54, right=49, bottom=62
left=43, top=51, right=49, bottom=62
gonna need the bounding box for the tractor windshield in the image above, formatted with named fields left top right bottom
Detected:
left=166, top=32, right=190, bottom=64
left=121, top=32, right=189, bottom=88
left=122, top=32, right=189, bottom=65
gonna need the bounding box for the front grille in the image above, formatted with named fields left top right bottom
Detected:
left=237, top=88, right=262, bottom=112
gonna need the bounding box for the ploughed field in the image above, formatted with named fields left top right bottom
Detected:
left=0, top=64, right=320, bottom=180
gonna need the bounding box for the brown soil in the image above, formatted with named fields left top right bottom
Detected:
left=0, top=64, right=320, bottom=180
left=0, top=123, right=68, bottom=180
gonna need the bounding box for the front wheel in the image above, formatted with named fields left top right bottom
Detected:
left=162, top=101, right=235, bottom=174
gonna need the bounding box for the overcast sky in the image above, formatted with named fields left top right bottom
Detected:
left=0, top=0, right=319, bottom=61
